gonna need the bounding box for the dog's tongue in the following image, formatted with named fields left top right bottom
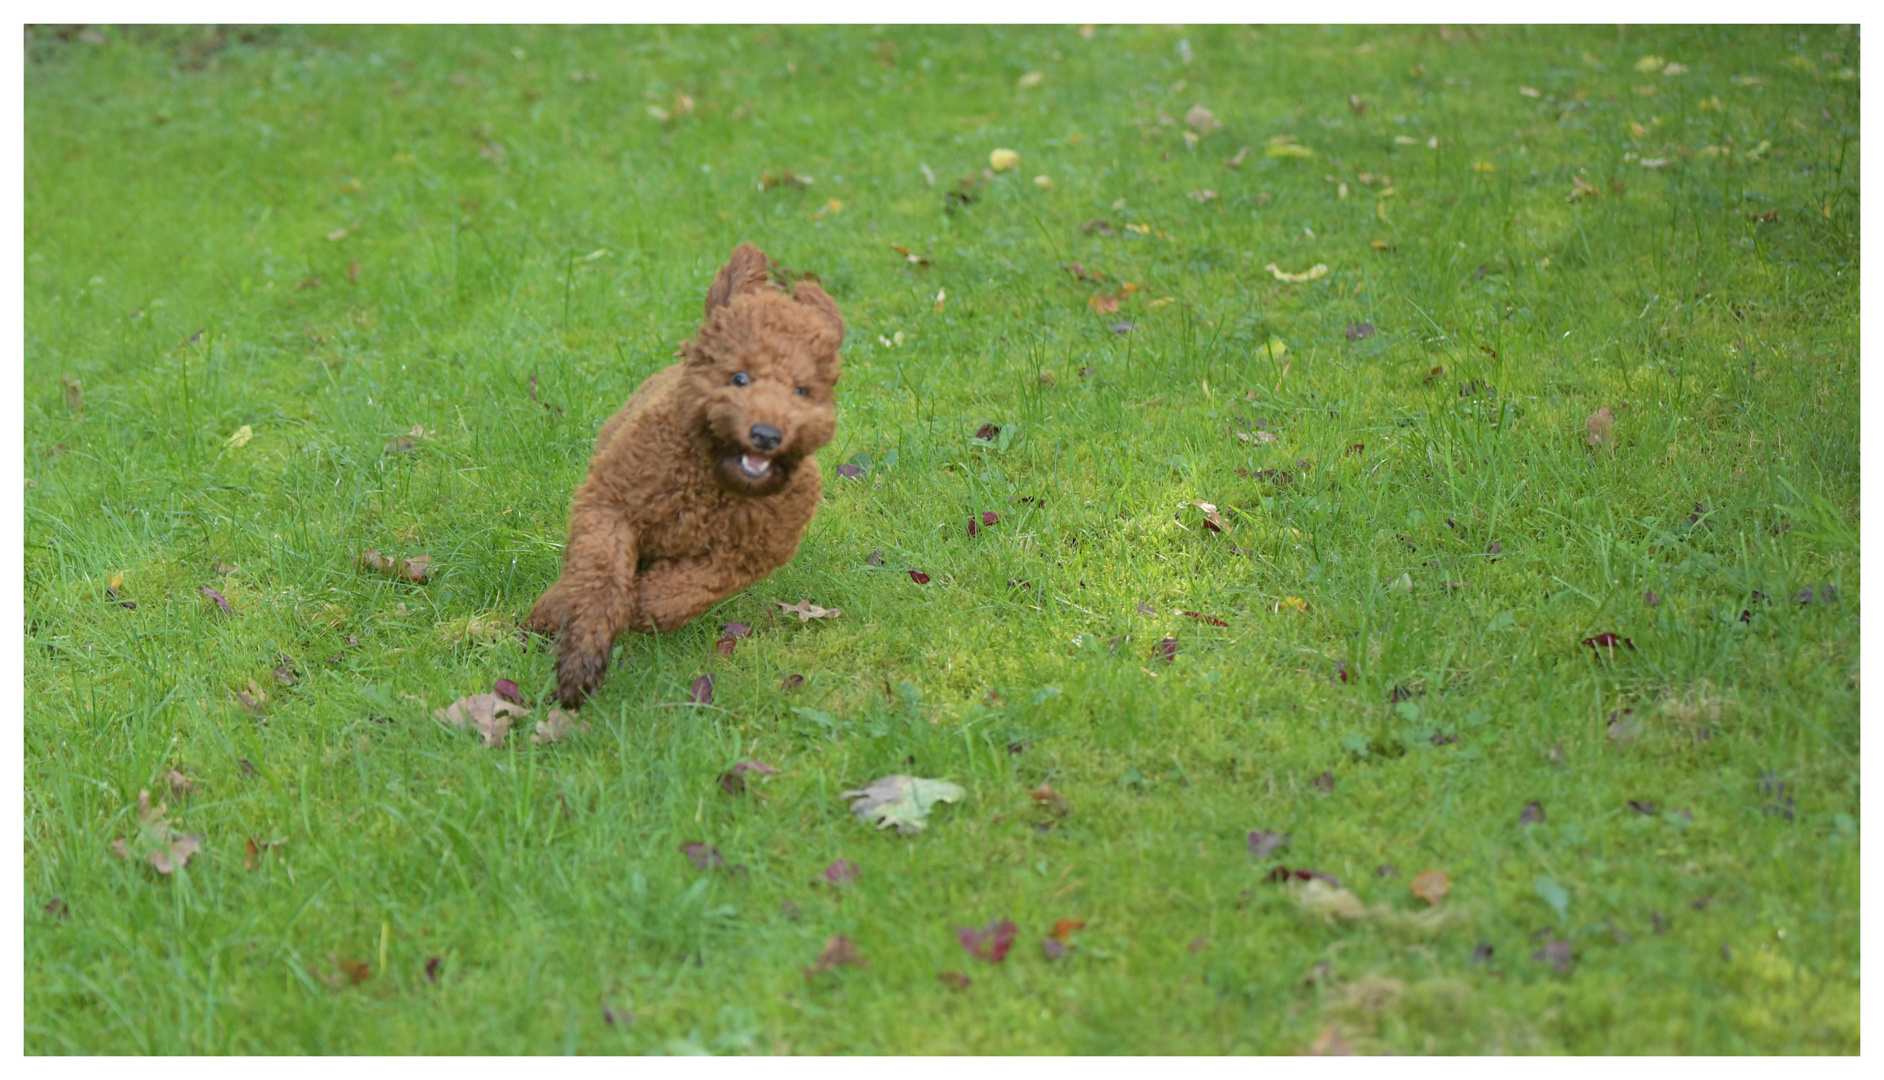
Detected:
left=740, top=453, right=772, bottom=477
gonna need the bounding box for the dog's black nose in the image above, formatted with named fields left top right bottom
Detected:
left=749, top=424, right=782, bottom=451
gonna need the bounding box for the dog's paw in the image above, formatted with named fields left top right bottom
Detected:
left=526, top=592, right=569, bottom=638
left=555, top=645, right=609, bottom=709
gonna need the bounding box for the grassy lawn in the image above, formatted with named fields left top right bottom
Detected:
left=23, top=24, right=1860, bottom=1054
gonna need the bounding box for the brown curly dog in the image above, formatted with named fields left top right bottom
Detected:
left=528, top=243, right=843, bottom=707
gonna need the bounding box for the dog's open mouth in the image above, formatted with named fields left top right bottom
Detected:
left=738, top=453, right=772, bottom=478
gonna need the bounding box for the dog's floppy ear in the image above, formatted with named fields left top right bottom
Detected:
left=791, top=280, right=845, bottom=348
left=703, top=243, right=774, bottom=317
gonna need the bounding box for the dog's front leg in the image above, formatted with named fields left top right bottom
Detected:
left=549, top=517, right=640, bottom=708
left=633, top=554, right=757, bottom=634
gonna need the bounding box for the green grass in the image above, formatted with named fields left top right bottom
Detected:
left=24, top=24, right=1859, bottom=1054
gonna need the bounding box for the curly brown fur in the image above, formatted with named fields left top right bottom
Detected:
left=528, top=243, right=844, bottom=707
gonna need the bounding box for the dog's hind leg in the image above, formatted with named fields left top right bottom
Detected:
left=548, top=514, right=639, bottom=708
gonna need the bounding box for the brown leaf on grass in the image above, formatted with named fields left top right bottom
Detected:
left=1088, top=282, right=1137, bottom=313
left=781, top=674, right=804, bottom=691
left=164, top=767, right=194, bottom=798
left=908, top=570, right=931, bottom=585
left=310, top=955, right=372, bottom=989
left=1224, top=145, right=1251, bottom=169
left=1344, top=322, right=1375, bottom=341
left=271, top=658, right=298, bottom=686
left=1521, top=801, right=1546, bottom=826
left=1184, top=104, right=1221, bottom=134
left=681, top=841, right=724, bottom=871
left=1247, top=829, right=1291, bottom=858
left=1584, top=406, right=1615, bottom=450
left=1582, top=632, right=1635, bottom=651
left=890, top=244, right=931, bottom=267
left=1608, top=709, right=1642, bottom=746
left=1628, top=799, right=1658, bottom=815
left=1042, top=937, right=1068, bottom=960
left=529, top=708, right=587, bottom=745
left=938, top=970, right=972, bottom=990
left=805, top=935, right=868, bottom=978
left=1532, top=940, right=1575, bottom=973
left=1187, top=188, right=1219, bottom=203
left=718, top=760, right=777, bottom=795
left=45, top=898, right=70, bottom=919
left=111, top=789, right=202, bottom=875
left=1311, top=769, right=1335, bottom=793
left=1569, top=175, right=1601, bottom=202
left=61, top=375, right=84, bottom=413
left=1411, top=870, right=1451, bottom=905
left=232, top=680, right=268, bottom=716
left=1181, top=610, right=1229, bottom=627
left=1080, top=217, right=1115, bottom=236
left=1050, top=918, right=1087, bottom=942
left=1188, top=499, right=1229, bottom=532
left=359, top=549, right=432, bottom=583
left=200, top=585, right=235, bottom=615
left=1308, top=1025, right=1357, bottom=1055
left=775, top=599, right=841, bottom=621
left=434, top=693, right=531, bottom=748
left=1348, top=94, right=1368, bottom=114
left=1063, top=261, right=1106, bottom=281
left=1030, top=781, right=1071, bottom=816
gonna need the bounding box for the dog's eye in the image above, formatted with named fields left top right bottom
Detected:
left=794, top=385, right=808, bottom=396
left=731, top=372, right=750, bottom=387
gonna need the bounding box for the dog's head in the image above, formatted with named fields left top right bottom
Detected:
left=682, top=243, right=844, bottom=496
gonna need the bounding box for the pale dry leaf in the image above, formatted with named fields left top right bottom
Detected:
left=989, top=148, right=1020, bottom=172
left=776, top=598, right=842, bottom=621
left=359, top=548, right=433, bottom=583
left=1187, top=189, right=1218, bottom=203
left=1585, top=406, right=1614, bottom=450
left=1410, top=869, right=1451, bottom=905
left=1264, top=262, right=1329, bottom=283
left=233, top=679, right=268, bottom=716
left=530, top=708, right=588, bottom=745
left=841, top=774, right=965, bottom=834
left=225, top=425, right=254, bottom=449
left=112, top=789, right=203, bottom=875
left=1187, top=499, right=1229, bottom=532
left=1184, top=104, right=1221, bottom=134
left=1296, top=878, right=1368, bottom=920
left=435, top=692, right=532, bottom=748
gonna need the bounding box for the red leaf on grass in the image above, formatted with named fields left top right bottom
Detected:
left=199, top=586, right=234, bottom=614
left=1042, top=938, right=1068, bottom=960
left=982, top=511, right=999, bottom=526
left=492, top=678, right=524, bottom=704
left=966, top=516, right=978, bottom=538
left=1151, top=638, right=1178, bottom=662
left=1137, top=601, right=1156, bottom=615
left=957, top=919, right=1018, bottom=962
left=1581, top=632, right=1635, bottom=650
left=717, top=760, right=776, bottom=795
left=975, top=423, right=1001, bottom=440
left=804, top=935, right=868, bottom=978
left=908, top=570, right=931, bottom=584
left=1521, top=801, right=1546, bottom=826
left=821, top=859, right=859, bottom=885
left=690, top=674, right=714, bottom=704
left=716, top=622, right=752, bottom=655
left=834, top=463, right=864, bottom=479
left=1180, top=610, right=1228, bottom=627
left=424, top=956, right=442, bottom=983
left=781, top=674, right=804, bottom=691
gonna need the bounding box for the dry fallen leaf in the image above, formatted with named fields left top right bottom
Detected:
left=232, top=679, right=268, bottom=716
left=1410, top=870, right=1451, bottom=905
left=110, top=789, right=202, bottom=875
left=1088, top=281, right=1137, bottom=313
left=1184, top=104, right=1221, bottom=133
left=1585, top=406, right=1615, bottom=451
left=776, top=599, right=842, bottom=621
left=805, top=935, right=869, bottom=978
left=1296, top=878, right=1368, bottom=920
left=841, top=774, right=965, bottom=834
left=989, top=148, right=1020, bottom=172
left=1187, top=188, right=1218, bottom=203
left=530, top=708, right=587, bottom=745
left=224, top=425, right=253, bottom=449
left=435, top=692, right=532, bottom=748
left=359, top=549, right=432, bottom=583
left=1569, top=175, right=1601, bottom=202
left=60, top=375, right=84, bottom=413
left=1264, top=262, right=1328, bottom=283
left=1187, top=498, right=1229, bottom=532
